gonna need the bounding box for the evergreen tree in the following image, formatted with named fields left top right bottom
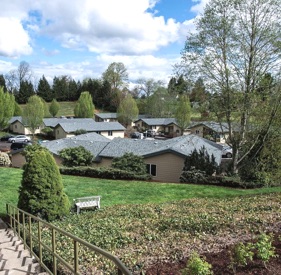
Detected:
left=53, top=76, right=70, bottom=101
left=68, top=79, right=79, bottom=101
left=16, top=80, right=34, bottom=104
left=74, top=91, right=94, bottom=118
left=0, top=87, right=15, bottom=130
left=18, top=145, right=70, bottom=221
left=49, top=99, right=60, bottom=117
left=0, top=74, right=7, bottom=92
left=37, top=75, right=53, bottom=102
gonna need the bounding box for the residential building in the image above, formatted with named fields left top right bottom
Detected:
left=188, top=121, right=229, bottom=143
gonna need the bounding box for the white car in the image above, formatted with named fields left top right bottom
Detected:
left=8, top=135, right=31, bottom=143
left=222, top=145, right=232, bottom=158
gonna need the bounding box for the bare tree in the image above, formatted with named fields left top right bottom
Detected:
left=134, top=78, right=165, bottom=98
left=5, top=61, right=33, bottom=93
left=180, top=0, right=281, bottom=174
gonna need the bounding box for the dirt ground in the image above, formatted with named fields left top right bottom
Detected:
left=146, top=233, right=281, bottom=275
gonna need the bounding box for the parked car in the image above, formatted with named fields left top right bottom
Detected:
left=8, top=135, right=31, bottom=143
left=0, top=134, right=15, bottom=141
left=10, top=141, right=33, bottom=151
left=143, top=130, right=156, bottom=138
left=222, top=145, right=232, bottom=158
left=131, top=132, right=143, bottom=139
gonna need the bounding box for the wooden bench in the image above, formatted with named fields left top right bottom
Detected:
left=73, top=196, right=101, bottom=214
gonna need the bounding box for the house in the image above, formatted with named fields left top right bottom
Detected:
left=54, top=119, right=125, bottom=139
left=11, top=133, right=223, bottom=183
left=188, top=121, right=230, bottom=143
left=94, top=113, right=118, bottom=122
left=12, top=132, right=110, bottom=167
left=134, top=118, right=182, bottom=137
left=9, top=116, right=42, bottom=135
left=98, top=135, right=222, bottom=183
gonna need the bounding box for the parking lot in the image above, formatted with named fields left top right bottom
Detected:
left=0, top=141, right=11, bottom=152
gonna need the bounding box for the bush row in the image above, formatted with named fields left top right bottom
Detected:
left=180, top=168, right=266, bottom=189
left=59, top=166, right=152, bottom=181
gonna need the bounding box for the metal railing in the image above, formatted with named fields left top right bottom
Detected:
left=6, top=204, right=132, bottom=275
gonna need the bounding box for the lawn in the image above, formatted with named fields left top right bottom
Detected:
left=2, top=167, right=281, bottom=273
left=1, top=166, right=281, bottom=216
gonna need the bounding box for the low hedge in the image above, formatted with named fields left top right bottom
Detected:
left=59, top=166, right=152, bottom=181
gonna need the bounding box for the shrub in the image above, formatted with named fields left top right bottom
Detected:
left=180, top=167, right=207, bottom=184
left=59, top=146, right=93, bottom=167
left=59, top=166, right=151, bottom=181
left=180, top=147, right=218, bottom=183
left=0, top=152, right=11, bottom=166
left=182, top=252, right=213, bottom=275
left=18, top=146, right=70, bottom=221
left=255, top=233, right=277, bottom=267
left=230, top=242, right=254, bottom=271
left=41, top=127, right=53, bottom=137
left=73, top=129, right=87, bottom=135
left=112, top=152, right=147, bottom=175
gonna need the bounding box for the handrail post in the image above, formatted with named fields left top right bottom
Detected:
left=52, top=228, right=57, bottom=275
left=23, top=212, right=26, bottom=249
left=38, top=221, right=42, bottom=265
left=29, top=216, right=33, bottom=254
left=17, top=209, right=20, bottom=237
left=74, top=240, right=79, bottom=273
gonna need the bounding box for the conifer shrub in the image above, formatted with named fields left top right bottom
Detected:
left=18, top=145, right=70, bottom=221
left=180, top=147, right=218, bottom=183
left=112, top=152, right=147, bottom=175
left=59, top=146, right=93, bottom=167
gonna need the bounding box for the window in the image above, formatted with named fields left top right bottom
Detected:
left=146, top=164, right=157, bottom=176
left=96, top=131, right=101, bottom=134
left=108, top=130, right=113, bottom=136
left=195, top=130, right=200, bottom=134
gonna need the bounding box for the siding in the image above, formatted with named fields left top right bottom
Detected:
left=10, top=121, right=42, bottom=135
left=144, top=153, right=185, bottom=183
left=99, top=153, right=185, bottom=183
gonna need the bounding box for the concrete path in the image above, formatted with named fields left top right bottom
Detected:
left=0, top=219, right=48, bottom=275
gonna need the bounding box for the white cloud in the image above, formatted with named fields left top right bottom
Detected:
left=191, top=0, right=209, bottom=14
left=0, top=17, right=32, bottom=57
left=0, top=0, right=198, bottom=83
left=36, top=0, right=181, bottom=55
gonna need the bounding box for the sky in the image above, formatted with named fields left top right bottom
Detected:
left=0, top=0, right=208, bottom=86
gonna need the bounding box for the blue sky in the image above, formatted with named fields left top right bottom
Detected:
left=0, top=0, right=208, bottom=86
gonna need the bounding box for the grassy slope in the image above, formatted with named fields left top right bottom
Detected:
left=1, top=167, right=281, bottom=216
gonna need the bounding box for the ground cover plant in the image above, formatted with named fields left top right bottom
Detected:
left=41, top=193, right=281, bottom=274
left=1, top=167, right=281, bottom=273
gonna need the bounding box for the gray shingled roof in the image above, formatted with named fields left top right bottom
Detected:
left=189, top=121, right=229, bottom=133
left=41, top=138, right=110, bottom=161
left=43, top=118, right=76, bottom=128
left=69, top=132, right=110, bottom=141
left=55, top=120, right=125, bottom=132
left=135, top=118, right=178, bottom=126
left=95, top=113, right=118, bottom=119
left=9, top=116, right=23, bottom=124
left=99, top=135, right=223, bottom=164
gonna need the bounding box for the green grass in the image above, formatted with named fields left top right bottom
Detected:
left=1, top=167, right=281, bottom=216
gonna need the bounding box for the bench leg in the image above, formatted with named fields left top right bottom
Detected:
left=77, top=206, right=80, bottom=214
